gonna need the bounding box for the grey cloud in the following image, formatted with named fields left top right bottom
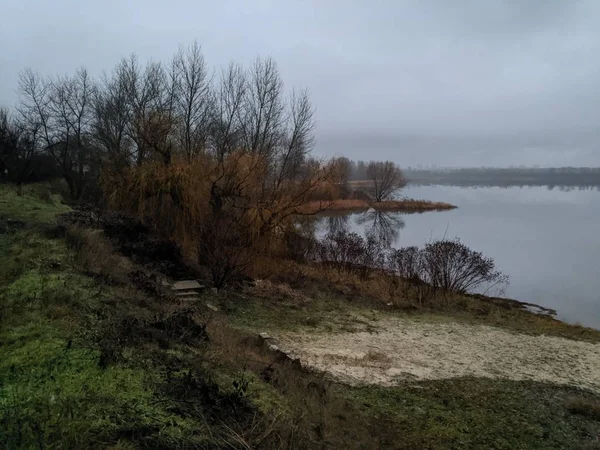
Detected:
left=1, top=0, right=599, bottom=166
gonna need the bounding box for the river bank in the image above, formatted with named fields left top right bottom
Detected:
left=2, top=183, right=600, bottom=449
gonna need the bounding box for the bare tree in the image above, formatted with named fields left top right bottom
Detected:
left=17, top=68, right=96, bottom=199
left=242, top=57, right=284, bottom=160
left=330, top=156, right=351, bottom=197
left=17, top=69, right=52, bottom=149
left=93, top=62, right=134, bottom=171
left=12, top=115, right=41, bottom=193
left=118, top=56, right=171, bottom=166
left=366, top=160, right=406, bottom=202
left=0, top=108, right=21, bottom=183
left=46, top=68, right=97, bottom=199
left=275, top=88, right=315, bottom=186
left=173, top=41, right=212, bottom=159
left=211, top=63, right=247, bottom=161
left=0, top=108, right=39, bottom=192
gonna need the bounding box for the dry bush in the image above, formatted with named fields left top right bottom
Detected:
left=64, top=225, right=131, bottom=283
left=102, top=156, right=214, bottom=256
left=314, top=232, right=387, bottom=280
left=281, top=226, right=317, bottom=262
left=388, top=246, right=422, bottom=281
left=421, top=239, right=508, bottom=294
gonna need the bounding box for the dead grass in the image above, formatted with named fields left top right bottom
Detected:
left=252, top=258, right=600, bottom=343
left=64, top=225, right=132, bottom=283
left=246, top=279, right=311, bottom=304
left=372, top=199, right=456, bottom=212
left=204, top=315, right=395, bottom=448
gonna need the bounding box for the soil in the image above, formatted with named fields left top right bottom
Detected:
left=274, top=317, right=600, bottom=392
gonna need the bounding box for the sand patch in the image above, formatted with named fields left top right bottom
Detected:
left=274, top=318, right=600, bottom=391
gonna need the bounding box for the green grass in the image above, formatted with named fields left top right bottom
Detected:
left=0, top=184, right=224, bottom=449
left=0, top=184, right=70, bottom=225
left=341, top=378, right=600, bottom=449
left=220, top=291, right=382, bottom=333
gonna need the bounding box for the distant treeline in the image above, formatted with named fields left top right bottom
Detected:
left=402, top=167, right=600, bottom=188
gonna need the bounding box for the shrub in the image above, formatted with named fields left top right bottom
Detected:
left=312, top=232, right=507, bottom=298
left=421, top=239, right=508, bottom=294
left=314, top=232, right=386, bottom=279
left=388, top=246, right=422, bottom=281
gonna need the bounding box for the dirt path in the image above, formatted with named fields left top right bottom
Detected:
left=274, top=318, right=600, bottom=391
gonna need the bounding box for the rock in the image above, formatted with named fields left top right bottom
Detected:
left=206, top=303, right=218, bottom=312
left=210, top=287, right=218, bottom=295
left=267, top=343, right=279, bottom=352
left=259, top=332, right=271, bottom=340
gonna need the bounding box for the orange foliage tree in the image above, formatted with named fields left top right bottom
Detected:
left=103, top=150, right=336, bottom=286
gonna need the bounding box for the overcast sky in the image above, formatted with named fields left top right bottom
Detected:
left=1, top=0, right=599, bottom=167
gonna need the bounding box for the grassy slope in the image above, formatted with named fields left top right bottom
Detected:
left=0, top=187, right=189, bottom=448
left=0, top=185, right=282, bottom=449
left=2, top=184, right=600, bottom=449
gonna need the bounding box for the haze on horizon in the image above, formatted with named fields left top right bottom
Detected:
left=1, top=0, right=599, bottom=167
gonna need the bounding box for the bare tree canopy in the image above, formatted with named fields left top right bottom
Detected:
left=16, top=67, right=96, bottom=199
left=5, top=42, right=322, bottom=205
left=242, top=57, right=285, bottom=160
left=366, top=160, right=406, bottom=201
left=173, top=40, right=212, bottom=159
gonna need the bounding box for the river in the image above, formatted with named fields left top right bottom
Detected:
left=316, top=185, right=600, bottom=329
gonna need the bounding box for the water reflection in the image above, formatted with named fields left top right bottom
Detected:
left=356, top=210, right=405, bottom=245
left=323, top=213, right=350, bottom=235
left=317, top=210, right=406, bottom=245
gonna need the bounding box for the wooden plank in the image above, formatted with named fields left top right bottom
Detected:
left=171, top=280, right=203, bottom=291
left=176, top=291, right=200, bottom=297
left=179, top=297, right=200, bottom=303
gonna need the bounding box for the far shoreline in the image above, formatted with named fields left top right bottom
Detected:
left=299, top=198, right=457, bottom=215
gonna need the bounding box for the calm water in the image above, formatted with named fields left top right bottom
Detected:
left=316, top=185, right=600, bottom=329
